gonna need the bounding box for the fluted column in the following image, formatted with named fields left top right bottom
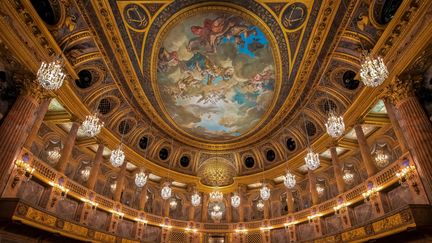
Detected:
left=87, top=143, right=104, bottom=190
left=286, top=189, right=294, bottom=214
left=114, top=162, right=127, bottom=202
left=139, top=185, right=148, bottom=211
left=308, top=170, right=319, bottom=206
left=0, top=79, right=46, bottom=193
left=387, top=77, right=432, bottom=200
left=57, top=121, right=80, bottom=173
left=23, top=98, right=51, bottom=148
left=383, top=99, right=409, bottom=153
left=330, top=147, right=345, bottom=194
left=354, top=124, right=378, bottom=176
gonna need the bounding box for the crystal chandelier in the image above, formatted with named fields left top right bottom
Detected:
left=316, top=184, right=325, bottom=198
left=359, top=51, right=389, bottom=87
left=110, top=145, right=125, bottom=167
left=256, top=200, right=265, bottom=211
left=325, top=110, right=345, bottom=138
left=46, top=147, right=61, bottom=164
left=209, top=191, right=223, bottom=202
left=161, top=183, right=172, bottom=200
left=343, top=171, right=355, bottom=185
left=169, top=198, right=177, bottom=210
left=110, top=181, right=117, bottom=193
left=80, top=166, right=91, bottom=182
left=304, top=148, right=320, bottom=170
left=37, top=58, right=66, bottom=90
left=210, top=207, right=223, bottom=221
left=231, top=193, right=241, bottom=208
left=191, top=192, right=201, bottom=207
left=284, top=171, right=296, bottom=189
left=135, top=170, right=148, bottom=188
left=80, top=113, right=104, bottom=138
left=374, top=149, right=389, bottom=168
left=260, top=185, right=271, bottom=201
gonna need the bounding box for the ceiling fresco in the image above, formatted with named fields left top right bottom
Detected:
left=156, top=12, right=276, bottom=140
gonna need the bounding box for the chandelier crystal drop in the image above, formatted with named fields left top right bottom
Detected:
left=209, top=191, right=223, bottom=202
left=161, top=184, right=172, bottom=200
left=359, top=51, right=389, bottom=87
left=210, top=210, right=223, bottom=221
left=260, top=185, right=271, bottom=201
left=37, top=58, right=66, bottom=90
left=304, top=148, right=320, bottom=170
left=135, top=170, right=148, bottom=188
left=46, top=147, right=61, bottom=164
left=343, top=171, right=355, bottom=185
left=231, top=193, right=241, bottom=208
left=374, top=149, right=390, bottom=168
left=256, top=200, right=265, bottom=211
left=283, top=171, right=296, bottom=189
left=325, top=110, right=345, bottom=138
left=80, top=113, right=104, bottom=138
left=191, top=192, right=201, bottom=207
left=110, top=145, right=125, bottom=167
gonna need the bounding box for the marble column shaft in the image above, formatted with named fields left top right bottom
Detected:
left=114, top=162, right=127, bottom=202
left=57, top=121, right=80, bottom=173
left=354, top=125, right=378, bottom=177
left=384, top=100, right=409, bottom=153
left=201, top=195, right=208, bottom=222
left=308, top=170, right=319, bottom=206
left=23, top=98, right=51, bottom=148
left=330, top=147, right=345, bottom=194
left=188, top=204, right=195, bottom=221
left=286, top=189, right=295, bottom=214
left=139, top=185, right=148, bottom=211
left=87, top=143, right=104, bottom=190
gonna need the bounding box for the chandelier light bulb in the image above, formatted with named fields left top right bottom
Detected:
left=260, top=185, right=271, bottom=201
left=110, top=181, right=117, bottom=193
left=110, top=145, right=125, bottom=167
left=231, top=193, right=241, bottom=208
left=304, top=148, right=320, bottom=170
left=161, top=184, right=172, bottom=200
left=256, top=199, right=265, bottom=211
left=284, top=171, right=296, bottom=189
left=191, top=192, right=201, bottom=207
left=37, top=58, right=66, bottom=90
left=359, top=51, right=389, bottom=87
left=210, top=210, right=223, bottom=221
left=316, top=184, right=325, bottom=198
left=80, top=113, right=104, bottom=138
left=135, top=170, right=148, bottom=188
left=325, top=110, right=345, bottom=138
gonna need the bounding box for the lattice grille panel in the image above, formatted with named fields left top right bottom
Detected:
left=247, top=233, right=262, bottom=243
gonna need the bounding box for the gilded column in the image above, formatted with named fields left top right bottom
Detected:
left=308, top=170, right=319, bottom=206
left=286, top=189, right=294, bottom=214
left=383, top=99, right=409, bottom=153
left=86, top=143, right=104, bottom=190
left=57, top=120, right=80, bottom=173
left=23, top=98, right=51, bottom=148
left=0, top=78, right=46, bottom=193
left=387, top=77, right=432, bottom=200
left=114, top=162, right=127, bottom=202
left=330, top=146, right=345, bottom=194
left=354, top=124, right=378, bottom=176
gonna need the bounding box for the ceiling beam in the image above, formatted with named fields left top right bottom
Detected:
left=363, top=113, right=391, bottom=125
left=43, top=110, right=71, bottom=123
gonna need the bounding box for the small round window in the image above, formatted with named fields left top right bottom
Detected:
left=286, top=138, right=296, bottom=152
left=180, top=156, right=190, bottom=167
left=266, top=150, right=276, bottom=162
left=244, top=156, right=255, bottom=168
left=159, top=148, right=169, bottom=161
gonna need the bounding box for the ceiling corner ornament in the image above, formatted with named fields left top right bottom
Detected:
left=191, top=192, right=201, bottom=207
left=231, top=193, right=241, bottom=208
left=325, top=110, right=345, bottom=138
left=284, top=171, right=296, bottom=189
left=161, top=182, right=172, bottom=200
left=135, top=170, right=148, bottom=188
left=37, top=57, right=66, bottom=90
left=305, top=148, right=320, bottom=171
left=80, top=113, right=104, bottom=137
left=110, top=145, right=125, bottom=167
left=260, top=185, right=271, bottom=201
left=360, top=51, right=389, bottom=87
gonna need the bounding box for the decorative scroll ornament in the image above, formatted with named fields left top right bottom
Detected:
left=325, top=110, right=345, bottom=138
left=260, top=185, right=271, bottom=201
left=191, top=192, right=201, bottom=207
left=209, top=191, right=223, bottom=202
left=80, top=113, right=104, bottom=137
left=343, top=171, right=355, bottom=185
left=284, top=171, right=296, bottom=189
left=304, top=148, right=320, bottom=170
left=110, top=145, right=125, bottom=167
left=161, top=183, right=172, bottom=200
left=256, top=199, right=265, bottom=211
left=37, top=58, right=66, bottom=90
left=231, top=193, right=241, bottom=208
left=135, top=170, right=148, bottom=188
left=360, top=51, right=389, bottom=87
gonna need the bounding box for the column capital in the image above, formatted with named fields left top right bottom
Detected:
left=384, top=75, right=422, bottom=105
left=13, top=74, right=52, bottom=103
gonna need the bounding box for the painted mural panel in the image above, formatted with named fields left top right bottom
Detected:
left=157, top=12, right=276, bottom=140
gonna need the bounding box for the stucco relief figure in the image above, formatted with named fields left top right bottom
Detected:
left=157, top=12, right=275, bottom=140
